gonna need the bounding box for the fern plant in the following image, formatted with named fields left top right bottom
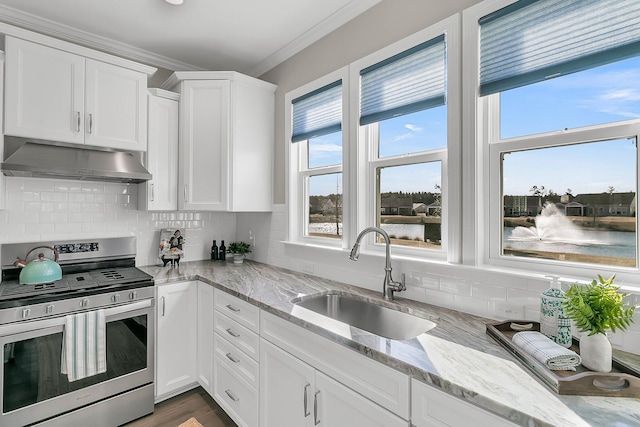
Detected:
left=563, top=275, right=636, bottom=336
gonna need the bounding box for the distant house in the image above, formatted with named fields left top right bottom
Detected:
left=381, top=196, right=412, bottom=215
left=574, top=192, right=636, bottom=217
left=503, top=195, right=540, bottom=217
left=413, top=203, right=428, bottom=215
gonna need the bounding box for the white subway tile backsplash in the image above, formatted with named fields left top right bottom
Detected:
left=490, top=302, right=525, bottom=320
left=1, top=177, right=237, bottom=269
left=472, top=283, right=507, bottom=301
left=440, top=278, right=471, bottom=296
left=506, top=288, right=541, bottom=308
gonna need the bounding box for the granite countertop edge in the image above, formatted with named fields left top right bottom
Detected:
left=140, top=260, right=640, bottom=427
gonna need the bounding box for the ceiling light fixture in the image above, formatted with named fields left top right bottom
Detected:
left=164, top=0, right=184, bottom=5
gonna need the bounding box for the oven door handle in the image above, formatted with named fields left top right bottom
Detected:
left=0, top=298, right=154, bottom=336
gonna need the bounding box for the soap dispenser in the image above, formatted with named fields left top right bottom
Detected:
left=540, top=275, right=572, bottom=348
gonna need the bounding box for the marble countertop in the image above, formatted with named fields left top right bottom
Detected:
left=140, top=260, right=640, bottom=427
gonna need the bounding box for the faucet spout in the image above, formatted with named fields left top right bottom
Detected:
left=349, top=227, right=406, bottom=300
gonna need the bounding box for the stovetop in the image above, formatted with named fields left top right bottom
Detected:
left=0, top=267, right=153, bottom=300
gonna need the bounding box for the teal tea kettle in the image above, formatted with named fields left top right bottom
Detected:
left=14, top=246, right=62, bottom=285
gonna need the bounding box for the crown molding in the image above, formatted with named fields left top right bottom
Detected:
left=0, top=1, right=381, bottom=77
left=250, top=0, right=383, bottom=77
left=0, top=4, right=204, bottom=72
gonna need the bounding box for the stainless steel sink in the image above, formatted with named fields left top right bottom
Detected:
left=292, top=292, right=436, bottom=340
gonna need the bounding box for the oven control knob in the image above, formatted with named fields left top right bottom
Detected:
left=111, top=294, right=121, bottom=303
left=21, top=308, right=31, bottom=319
left=129, top=291, right=138, bottom=300
left=81, top=299, right=90, bottom=308
left=45, top=304, right=55, bottom=314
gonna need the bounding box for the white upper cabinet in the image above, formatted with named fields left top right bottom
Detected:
left=163, top=71, right=276, bottom=212
left=139, top=89, right=179, bottom=211
left=5, top=36, right=152, bottom=151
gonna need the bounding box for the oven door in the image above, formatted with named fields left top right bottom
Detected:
left=0, top=299, right=154, bottom=427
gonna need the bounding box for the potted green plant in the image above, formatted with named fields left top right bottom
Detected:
left=563, top=275, right=636, bottom=372
left=227, top=241, right=251, bottom=264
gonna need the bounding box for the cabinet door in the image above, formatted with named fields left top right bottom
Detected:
left=197, top=282, right=214, bottom=396
left=5, top=37, right=85, bottom=144
left=411, top=379, right=517, bottom=427
left=141, top=92, right=179, bottom=210
left=85, top=59, right=147, bottom=151
left=260, top=339, right=315, bottom=427
left=315, top=372, right=408, bottom=427
left=156, top=281, right=197, bottom=398
left=179, top=80, right=230, bottom=211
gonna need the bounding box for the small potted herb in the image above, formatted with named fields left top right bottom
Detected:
left=227, top=241, right=251, bottom=264
left=563, top=275, right=636, bottom=372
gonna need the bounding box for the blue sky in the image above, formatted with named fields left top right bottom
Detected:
left=309, top=56, right=640, bottom=197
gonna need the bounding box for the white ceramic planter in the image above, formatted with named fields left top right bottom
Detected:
left=232, top=254, right=245, bottom=264
left=580, top=332, right=612, bottom=372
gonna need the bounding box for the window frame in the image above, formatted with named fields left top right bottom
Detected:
left=464, top=0, right=640, bottom=281
left=349, top=15, right=462, bottom=261
left=286, top=67, right=349, bottom=249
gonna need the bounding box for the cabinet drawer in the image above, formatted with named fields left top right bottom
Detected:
left=214, top=311, right=259, bottom=361
left=214, top=332, right=259, bottom=388
left=215, top=291, right=260, bottom=333
left=411, top=379, right=517, bottom=427
left=214, top=357, right=258, bottom=427
left=261, top=311, right=410, bottom=420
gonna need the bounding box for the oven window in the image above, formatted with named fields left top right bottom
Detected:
left=3, top=314, right=148, bottom=413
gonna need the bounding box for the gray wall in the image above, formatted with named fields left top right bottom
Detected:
left=260, top=0, right=483, bottom=204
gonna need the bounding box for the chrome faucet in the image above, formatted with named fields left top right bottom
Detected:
left=349, top=227, right=406, bottom=300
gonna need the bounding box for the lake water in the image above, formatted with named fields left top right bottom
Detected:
left=503, top=227, right=636, bottom=260
left=308, top=223, right=425, bottom=240
left=309, top=223, right=636, bottom=260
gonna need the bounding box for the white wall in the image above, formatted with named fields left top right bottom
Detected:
left=0, top=177, right=236, bottom=267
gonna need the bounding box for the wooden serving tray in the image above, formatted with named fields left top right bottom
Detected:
left=486, top=320, right=640, bottom=397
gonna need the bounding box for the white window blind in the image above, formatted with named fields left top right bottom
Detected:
left=479, top=0, right=640, bottom=96
left=360, top=35, right=446, bottom=125
left=291, top=80, right=342, bottom=143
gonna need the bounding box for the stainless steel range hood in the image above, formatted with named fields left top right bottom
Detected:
left=1, top=142, right=152, bottom=183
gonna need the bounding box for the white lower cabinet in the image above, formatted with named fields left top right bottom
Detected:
left=196, top=282, right=214, bottom=396
left=260, top=339, right=407, bottom=427
left=212, top=292, right=260, bottom=427
left=411, top=379, right=517, bottom=427
left=155, top=281, right=198, bottom=399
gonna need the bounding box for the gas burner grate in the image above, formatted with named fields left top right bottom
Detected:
left=98, top=270, right=126, bottom=281
left=33, top=282, right=57, bottom=291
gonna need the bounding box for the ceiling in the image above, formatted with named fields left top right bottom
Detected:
left=0, top=0, right=381, bottom=77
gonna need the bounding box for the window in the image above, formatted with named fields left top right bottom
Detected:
left=286, top=17, right=460, bottom=258
left=478, top=0, right=640, bottom=272
left=355, top=23, right=458, bottom=258
left=287, top=70, right=347, bottom=245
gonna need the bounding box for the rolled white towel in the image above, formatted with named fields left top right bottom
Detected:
left=512, top=331, right=581, bottom=371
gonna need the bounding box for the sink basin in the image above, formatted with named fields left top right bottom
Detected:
left=292, top=292, right=436, bottom=340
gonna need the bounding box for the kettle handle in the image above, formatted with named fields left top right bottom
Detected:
left=24, top=246, right=60, bottom=263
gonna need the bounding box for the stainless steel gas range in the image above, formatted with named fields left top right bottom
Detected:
left=0, top=237, right=155, bottom=427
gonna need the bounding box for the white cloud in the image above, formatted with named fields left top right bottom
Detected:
left=405, top=124, right=423, bottom=132
left=393, top=132, right=414, bottom=142
left=309, top=143, right=341, bottom=153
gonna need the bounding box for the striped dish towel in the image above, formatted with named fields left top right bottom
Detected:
left=61, top=310, right=107, bottom=381
left=512, top=331, right=581, bottom=371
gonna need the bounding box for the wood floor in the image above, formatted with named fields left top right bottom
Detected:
left=124, top=387, right=238, bottom=427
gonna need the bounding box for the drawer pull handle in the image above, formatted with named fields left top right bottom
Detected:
left=314, top=390, right=321, bottom=425
left=226, top=304, right=240, bottom=312
left=226, top=328, right=240, bottom=338
left=303, top=383, right=311, bottom=417
left=225, top=389, right=239, bottom=402
left=225, top=352, right=240, bottom=363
